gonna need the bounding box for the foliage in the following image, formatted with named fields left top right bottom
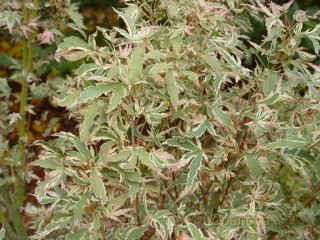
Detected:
left=33, top=0, right=320, bottom=239
left=0, top=0, right=320, bottom=239
left=0, top=0, right=84, bottom=239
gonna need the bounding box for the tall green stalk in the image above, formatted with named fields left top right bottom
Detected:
left=0, top=1, right=39, bottom=239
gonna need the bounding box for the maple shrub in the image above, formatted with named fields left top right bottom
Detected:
left=33, top=0, right=320, bottom=239
left=0, top=1, right=86, bottom=239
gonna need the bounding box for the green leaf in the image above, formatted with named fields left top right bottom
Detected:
left=90, top=211, right=101, bottom=232
left=122, top=225, right=148, bottom=240
left=187, top=222, right=205, bottom=240
left=108, top=84, right=128, bottom=112
left=165, top=138, right=199, bottom=152
left=128, top=45, right=145, bottom=84
left=211, top=104, right=231, bottom=126
left=90, top=169, right=107, bottom=201
left=35, top=179, right=50, bottom=200
left=0, top=226, right=5, bottom=240
left=125, top=172, right=144, bottom=182
left=148, top=62, right=171, bottom=76
left=313, top=157, right=320, bottom=179
left=56, top=36, right=93, bottom=61
left=54, top=91, right=80, bottom=108
left=186, top=121, right=216, bottom=138
left=80, top=100, right=99, bottom=143
left=30, top=159, right=64, bottom=170
left=0, top=78, right=10, bottom=97
left=109, top=150, right=132, bottom=162
left=120, top=150, right=137, bottom=170
left=68, top=4, right=86, bottom=30
left=220, top=50, right=241, bottom=71
left=245, top=154, right=263, bottom=179
left=265, top=137, right=308, bottom=150
left=186, top=152, right=203, bottom=189
left=135, top=148, right=159, bottom=171
left=263, top=70, right=278, bottom=95
left=203, top=53, right=223, bottom=74
left=128, top=181, right=140, bottom=200
left=165, top=70, right=179, bottom=109
left=113, top=9, right=136, bottom=38
left=43, top=216, right=73, bottom=236
left=77, top=83, right=115, bottom=104
left=34, top=140, right=63, bottom=156
left=259, top=92, right=280, bottom=105
left=152, top=210, right=175, bottom=239
left=58, top=36, right=92, bottom=51
left=75, top=63, right=99, bottom=77
left=65, top=228, right=88, bottom=240
left=74, top=195, right=87, bottom=223
left=71, top=135, right=91, bottom=161
left=99, top=141, right=114, bottom=161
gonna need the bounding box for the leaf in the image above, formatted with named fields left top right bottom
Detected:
left=122, top=225, right=148, bottom=240
left=90, top=169, right=107, bottom=201
left=259, top=92, right=280, bottom=105
left=263, top=70, right=278, bottom=95
left=70, top=135, right=91, bottom=161
left=80, top=100, right=99, bottom=143
left=34, top=140, right=63, bottom=156
left=108, top=84, right=128, bottom=112
left=0, top=226, right=5, bottom=240
left=165, top=138, right=199, bottom=152
left=30, top=159, right=64, bottom=170
left=186, top=121, right=216, bottom=138
left=211, top=104, right=231, bottom=126
left=65, top=228, right=88, bottom=240
left=43, top=217, right=73, bottom=236
left=203, top=53, right=223, bottom=75
left=127, top=181, right=140, bottom=200
left=220, top=50, right=241, bottom=71
left=77, top=83, right=115, bottom=104
left=245, top=154, right=263, bottom=179
left=148, top=62, right=171, bottom=76
left=152, top=210, right=175, bottom=239
left=67, top=4, right=85, bottom=30
left=56, top=36, right=93, bottom=61
left=313, top=157, right=320, bottom=179
left=186, top=152, right=203, bottom=189
left=95, top=130, right=119, bottom=142
left=166, top=2, right=180, bottom=19
left=165, top=70, right=179, bottom=109
left=54, top=91, right=80, bottom=108
left=0, top=78, right=10, bottom=97
left=187, top=222, right=205, bottom=240
left=108, top=150, right=132, bottom=162
left=90, top=211, right=101, bottom=232
left=128, top=45, right=145, bottom=84
left=120, top=150, right=137, bottom=170
left=265, top=137, right=308, bottom=150
left=99, top=141, right=114, bottom=161
left=75, top=63, right=99, bottom=77
left=135, top=148, right=159, bottom=171
left=113, top=9, right=136, bottom=38
left=35, top=178, right=50, bottom=201
left=58, top=36, right=92, bottom=51
left=74, top=195, right=87, bottom=223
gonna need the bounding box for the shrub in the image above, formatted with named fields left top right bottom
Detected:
left=0, top=0, right=84, bottom=239
left=33, top=0, right=320, bottom=239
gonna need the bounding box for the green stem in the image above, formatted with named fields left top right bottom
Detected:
left=0, top=207, right=17, bottom=240
left=8, top=1, right=38, bottom=239
left=130, top=87, right=142, bottom=227
left=1, top=193, right=26, bottom=239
